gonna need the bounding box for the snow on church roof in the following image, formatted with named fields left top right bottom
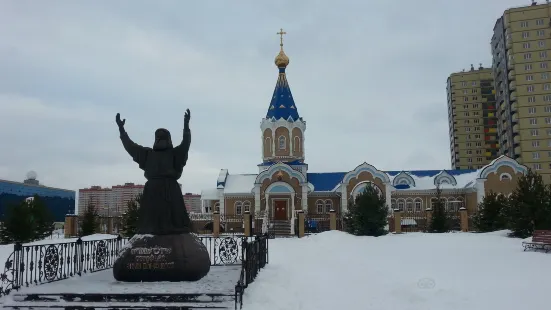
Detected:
left=200, top=188, right=219, bottom=200
left=222, top=174, right=257, bottom=194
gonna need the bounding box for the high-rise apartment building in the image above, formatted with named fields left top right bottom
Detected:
left=78, top=183, right=144, bottom=216
left=491, top=2, right=551, bottom=182
left=183, top=193, right=201, bottom=213
left=447, top=65, right=499, bottom=170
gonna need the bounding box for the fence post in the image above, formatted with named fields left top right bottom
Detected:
left=329, top=209, right=337, bottom=230
left=244, top=211, right=251, bottom=237
left=459, top=207, right=468, bottom=232
left=213, top=211, right=220, bottom=237
left=425, top=208, right=433, bottom=231
left=393, top=209, right=402, bottom=234
left=75, top=237, right=83, bottom=276
left=297, top=210, right=305, bottom=238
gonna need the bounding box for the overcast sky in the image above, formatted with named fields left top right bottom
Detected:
left=0, top=0, right=530, bottom=194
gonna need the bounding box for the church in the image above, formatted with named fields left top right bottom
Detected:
left=198, top=31, right=528, bottom=235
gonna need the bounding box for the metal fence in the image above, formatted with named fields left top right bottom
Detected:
left=0, top=234, right=258, bottom=298
left=235, top=234, right=269, bottom=309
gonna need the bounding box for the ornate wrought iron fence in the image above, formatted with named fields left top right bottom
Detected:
left=0, top=236, right=125, bottom=297
left=234, top=234, right=269, bottom=309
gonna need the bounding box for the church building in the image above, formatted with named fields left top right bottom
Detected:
left=199, top=31, right=528, bottom=235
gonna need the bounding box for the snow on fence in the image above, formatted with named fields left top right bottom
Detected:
left=0, top=234, right=260, bottom=299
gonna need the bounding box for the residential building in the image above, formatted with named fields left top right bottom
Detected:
left=492, top=2, right=551, bottom=182
left=447, top=65, right=499, bottom=170
left=0, top=172, right=75, bottom=222
left=183, top=193, right=201, bottom=213
left=198, top=32, right=528, bottom=236
left=78, top=183, right=144, bottom=216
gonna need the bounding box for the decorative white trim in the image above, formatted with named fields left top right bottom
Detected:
left=433, top=171, right=457, bottom=186
left=343, top=162, right=390, bottom=184
left=500, top=173, right=513, bottom=181
left=350, top=181, right=383, bottom=199
left=392, top=171, right=416, bottom=187
left=255, top=162, right=307, bottom=184
left=476, top=178, right=485, bottom=205
left=266, top=181, right=295, bottom=194
left=478, top=155, right=528, bottom=179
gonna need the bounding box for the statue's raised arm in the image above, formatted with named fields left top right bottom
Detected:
left=173, top=109, right=192, bottom=168
left=116, top=113, right=149, bottom=169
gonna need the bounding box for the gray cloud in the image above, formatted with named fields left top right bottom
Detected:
left=0, top=0, right=526, bottom=195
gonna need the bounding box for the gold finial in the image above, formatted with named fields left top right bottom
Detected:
left=275, top=28, right=289, bottom=68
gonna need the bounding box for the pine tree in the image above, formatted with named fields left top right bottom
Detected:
left=428, top=186, right=450, bottom=233
left=472, top=191, right=509, bottom=232
left=343, top=185, right=389, bottom=236
left=80, top=203, right=99, bottom=236
left=0, top=200, right=35, bottom=244
left=29, top=195, right=55, bottom=240
left=506, top=169, right=551, bottom=238
left=121, top=194, right=141, bottom=238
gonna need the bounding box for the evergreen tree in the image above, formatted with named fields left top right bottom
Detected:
left=28, top=195, right=55, bottom=240
left=428, top=186, right=450, bottom=233
left=80, top=203, right=99, bottom=236
left=343, top=185, right=389, bottom=236
left=472, top=192, right=509, bottom=232
left=0, top=200, right=35, bottom=244
left=506, top=169, right=551, bottom=238
left=121, top=194, right=141, bottom=238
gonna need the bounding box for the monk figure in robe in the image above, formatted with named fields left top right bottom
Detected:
left=116, top=110, right=192, bottom=235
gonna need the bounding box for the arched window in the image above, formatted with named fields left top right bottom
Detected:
left=414, top=198, right=422, bottom=212
left=325, top=200, right=333, bottom=213
left=447, top=199, right=455, bottom=212
left=234, top=201, right=243, bottom=215
left=294, top=136, right=301, bottom=153
left=243, top=201, right=251, bottom=213
left=399, top=179, right=408, bottom=185
left=316, top=200, right=324, bottom=213
left=397, top=199, right=405, bottom=211
left=406, top=199, right=414, bottom=212
left=214, top=202, right=220, bottom=212
left=278, top=136, right=286, bottom=150
left=265, top=137, right=272, bottom=153
left=391, top=199, right=397, bottom=210
left=500, top=173, right=512, bottom=181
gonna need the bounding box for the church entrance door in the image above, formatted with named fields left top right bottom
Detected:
left=273, top=200, right=288, bottom=220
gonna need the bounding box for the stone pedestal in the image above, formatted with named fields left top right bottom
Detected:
left=113, top=233, right=210, bottom=282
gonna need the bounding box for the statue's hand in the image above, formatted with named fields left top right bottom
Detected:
left=116, top=113, right=126, bottom=128
left=184, top=109, right=191, bottom=126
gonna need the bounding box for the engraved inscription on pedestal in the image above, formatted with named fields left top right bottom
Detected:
left=126, top=247, right=175, bottom=270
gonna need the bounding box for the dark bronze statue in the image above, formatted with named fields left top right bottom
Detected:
left=113, top=109, right=211, bottom=282
left=116, top=110, right=192, bottom=235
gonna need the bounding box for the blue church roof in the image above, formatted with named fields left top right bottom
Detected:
left=307, top=169, right=477, bottom=192
left=265, top=67, right=300, bottom=121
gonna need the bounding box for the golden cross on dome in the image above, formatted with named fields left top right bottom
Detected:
left=277, top=28, right=287, bottom=48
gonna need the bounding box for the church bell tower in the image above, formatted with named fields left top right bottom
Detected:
left=259, top=29, right=307, bottom=174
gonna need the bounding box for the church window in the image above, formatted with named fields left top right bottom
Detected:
left=234, top=201, right=243, bottom=215
left=397, top=200, right=405, bottom=211
left=316, top=200, right=324, bottom=213
left=414, top=199, right=422, bottom=212
left=214, top=202, right=220, bottom=212
left=391, top=199, right=397, bottom=210
left=406, top=200, right=413, bottom=212
left=324, top=200, right=332, bottom=213
left=294, top=136, right=301, bottom=153
left=278, top=136, right=286, bottom=150
left=265, top=137, right=272, bottom=153
left=243, top=201, right=251, bottom=213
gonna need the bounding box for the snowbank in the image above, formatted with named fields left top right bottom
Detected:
left=243, top=231, right=551, bottom=310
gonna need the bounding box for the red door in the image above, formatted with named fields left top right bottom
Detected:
left=274, top=200, right=287, bottom=220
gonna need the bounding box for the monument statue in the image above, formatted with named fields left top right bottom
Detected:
left=112, top=109, right=211, bottom=282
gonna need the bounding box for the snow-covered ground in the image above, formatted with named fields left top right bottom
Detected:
left=243, top=231, right=551, bottom=310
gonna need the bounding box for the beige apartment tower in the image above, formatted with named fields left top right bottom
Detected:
left=447, top=65, right=499, bottom=170
left=491, top=2, right=551, bottom=183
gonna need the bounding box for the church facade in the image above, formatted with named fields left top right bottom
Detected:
left=198, top=37, right=528, bottom=235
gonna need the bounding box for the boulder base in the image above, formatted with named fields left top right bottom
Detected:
left=113, top=233, right=210, bottom=282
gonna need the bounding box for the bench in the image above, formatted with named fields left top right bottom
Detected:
left=522, top=230, right=551, bottom=253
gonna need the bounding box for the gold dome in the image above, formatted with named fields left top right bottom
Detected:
left=275, top=49, right=289, bottom=68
